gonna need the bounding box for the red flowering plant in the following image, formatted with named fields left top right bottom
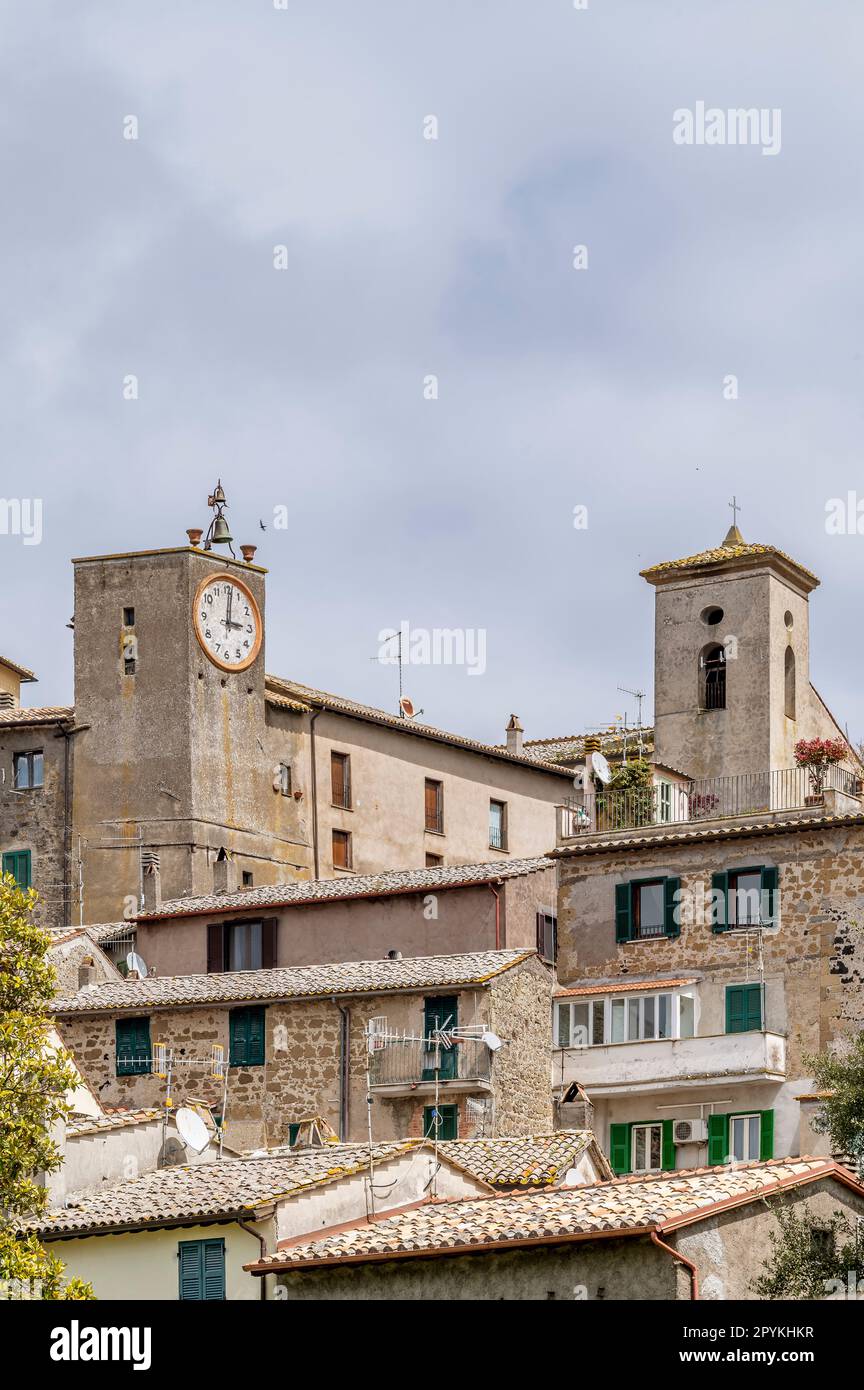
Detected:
left=794, top=738, right=849, bottom=795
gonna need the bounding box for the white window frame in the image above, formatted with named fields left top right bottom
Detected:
left=631, top=1123, right=664, bottom=1173
left=554, top=990, right=686, bottom=1047
left=729, top=1112, right=761, bottom=1162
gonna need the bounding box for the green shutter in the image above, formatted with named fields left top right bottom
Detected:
left=726, top=983, right=762, bottom=1033
left=423, top=1104, right=458, bottom=1140
left=2, top=850, right=32, bottom=890
left=115, top=1017, right=150, bottom=1076
left=663, top=876, right=681, bottom=938
left=178, top=1239, right=225, bottom=1301
left=609, top=1122, right=630, bottom=1175
left=760, top=866, right=778, bottom=925
left=711, top=871, right=728, bottom=932
left=707, top=1113, right=727, bottom=1165
left=661, top=1119, right=675, bottom=1171
left=615, top=883, right=632, bottom=944
left=759, top=1109, right=775, bottom=1161
left=230, top=1007, right=265, bottom=1067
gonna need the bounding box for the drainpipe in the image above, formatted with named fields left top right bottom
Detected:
left=337, top=1003, right=351, bottom=1140
left=309, top=709, right=321, bottom=878
left=651, top=1228, right=699, bottom=1300
left=487, top=882, right=501, bottom=949
left=238, top=1218, right=268, bottom=1301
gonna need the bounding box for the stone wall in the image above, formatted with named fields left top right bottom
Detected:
left=0, top=722, right=69, bottom=931
left=487, top=953, right=554, bottom=1134
left=556, top=820, right=864, bottom=1073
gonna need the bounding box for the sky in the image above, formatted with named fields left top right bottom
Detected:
left=1, top=1, right=863, bottom=744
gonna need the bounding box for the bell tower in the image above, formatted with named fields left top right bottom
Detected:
left=640, top=522, right=826, bottom=781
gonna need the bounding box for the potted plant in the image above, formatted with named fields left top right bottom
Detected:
left=794, top=738, right=849, bottom=803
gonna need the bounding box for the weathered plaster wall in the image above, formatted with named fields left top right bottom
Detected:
left=273, top=1236, right=683, bottom=1301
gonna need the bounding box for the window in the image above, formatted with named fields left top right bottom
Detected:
left=423, top=1103, right=458, bottom=1141
left=659, top=780, right=672, bottom=823
left=229, top=1006, right=266, bottom=1066
left=711, top=866, right=778, bottom=931
left=725, top=982, right=762, bottom=1033
left=332, top=829, right=352, bottom=870
left=278, top=762, right=292, bottom=796
left=330, top=752, right=351, bottom=809
left=489, top=800, right=507, bottom=850
left=609, top=1119, right=674, bottom=1176
left=207, top=920, right=276, bottom=973
left=241, top=871, right=254, bottom=888
left=178, top=1238, right=225, bottom=1301
left=810, top=1227, right=835, bottom=1261
left=425, top=853, right=443, bottom=867
left=536, top=909, right=557, bottom=963
left=615, top=877, right=681, bottom=942
left=554, top=991, right=679, bottom=1047
left=422, top=996, right=458, bottom=1080
left=785, top=646, right=796, bottom=720
left=115, top=1017, right=151, bottom=1076
left=13, top=751, right=43, bottom=790
left=700, top=643, right=726, bottom=710
left=122, top=607, right=135, bottom=627
left=707, top=1110, right=774, bottom=1165
left=2, top=849, right=32, bottom=889
left=425, top=779, right=443, bottom=833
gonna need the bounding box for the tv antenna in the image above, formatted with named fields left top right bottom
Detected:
left=370, top=628, right=423, bottom=720
left=617, top=685, right=646, bottom=727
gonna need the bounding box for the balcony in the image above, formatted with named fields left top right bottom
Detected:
left=553, top=1030, right=787, bottom=1096
left=368, top=1039, right=493, bottom=1097
left=557, top=765, right=861, bottom=841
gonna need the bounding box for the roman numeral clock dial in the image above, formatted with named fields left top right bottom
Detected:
left=193, top=574, right=262, bottom=673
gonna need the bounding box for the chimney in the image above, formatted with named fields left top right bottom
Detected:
left=556, top=1082, right=595, bottom=1133
left=505, top=714, right=524, bottom=755
left=141, top=851, right=162, bottom=911
left=77, top=956, right=98, bottom=990
left=213, top=848, right=231, bottom=895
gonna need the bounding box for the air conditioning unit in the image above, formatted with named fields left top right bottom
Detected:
left=673, top=1119, right=708, bottom=1145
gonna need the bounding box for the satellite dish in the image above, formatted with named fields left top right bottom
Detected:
left=481, top=1030, right=503, bottom=1053
left=126, top=951, right=149, bottom=979
left=176, top=1106, right=211, bottom=1154
left=399, top=696, right=415, bottom=718
left=158, top=1136, right=187, bottom=1167
left=591, top=752, right=612, bottom=785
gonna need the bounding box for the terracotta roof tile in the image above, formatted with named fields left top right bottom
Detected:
left=555, top=977, right=699, bottom=998
left=0, top=704, right=74, bottom=726
left=66, top=1109, right=163, bottom=1138
left=51, top=948, right=536, bottom=1016
left=640, top=540, right=819, bottom=586
left=250, top=1158, right=855, bottom=1270
left=437, top=1131, right=614, bottom=1187
left=138, top=857, right=553, bottom=922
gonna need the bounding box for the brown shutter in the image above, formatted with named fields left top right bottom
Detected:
left=331, top=753, right=345, bottom=807
left=207, top=922, right=225, bottom=974
left=261, top=918, right=277, bottom=969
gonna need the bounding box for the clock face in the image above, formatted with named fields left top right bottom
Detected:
left=193, top=574, right=262, bottom=672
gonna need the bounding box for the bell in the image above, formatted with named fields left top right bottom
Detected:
left=210, top=514, right=233, bottom=546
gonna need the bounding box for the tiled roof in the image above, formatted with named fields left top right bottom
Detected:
left=437, top=1131, right=614, bottom=1188
left=264, top=675, right=573, bottom=778
left=555, top=977, right=699, bottom=998
left=138, top=857, right=553, bottom=922
left=551, top=811, right=864, bottom=856
left=51, top=948, right=535, bottom=1015
left=31, top=1142, right=420, bottom=1236
left=520, top=729, right=654, bottom=766
left=0, top=704, right=74, bottom=726
left=0, top=655, right=37, bottom=681
left=249, top=1158, right=856, bottom=1270
left=640, top=538, right=819, bottom=586
left=66, top=1109, right=163, bottom=1138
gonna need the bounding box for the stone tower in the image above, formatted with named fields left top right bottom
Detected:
left=70, top=542, right=282, bottom=923
left=640, top=525, right=837, bottom=781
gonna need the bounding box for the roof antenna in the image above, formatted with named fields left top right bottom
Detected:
left=369, top=628, right=423, bottom=720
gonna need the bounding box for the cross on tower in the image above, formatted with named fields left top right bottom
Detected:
left=729, top=495, right=742, bottom=528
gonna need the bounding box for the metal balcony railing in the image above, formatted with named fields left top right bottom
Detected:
left=557, top=764, right=861, bottom=838
left=368, top=1038, right=493, bottom=1088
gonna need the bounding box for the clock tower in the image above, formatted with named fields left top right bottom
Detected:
left=70, top=502, right=305, bottom=924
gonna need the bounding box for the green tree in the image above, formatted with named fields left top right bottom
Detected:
left=752, top=1197, right=861, bottom=1299
left=805, top=1032, right=864, bottom=1180
left=0, top=873, right=94, bottom=1299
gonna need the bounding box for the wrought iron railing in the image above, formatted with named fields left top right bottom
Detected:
left=557, top=764, right=861, bottom=838
left=368, top=1038, right=492, bottom=1087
